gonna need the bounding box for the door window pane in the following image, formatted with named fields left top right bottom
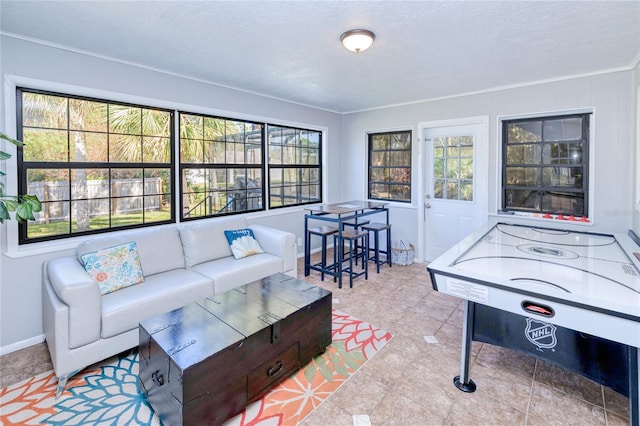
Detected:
left=432, top=135, right=474, bottom=201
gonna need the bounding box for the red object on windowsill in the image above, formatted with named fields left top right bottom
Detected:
left=542, top=212, right=552, bottom=219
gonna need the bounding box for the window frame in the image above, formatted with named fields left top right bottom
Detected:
left=16, top=87, right=176, bottom=244
left=178, top=111, right=266, bottom=221
left=367, top=130, right=412, bottom=203
left=267, top=124, right=322, bottom=209
left=10, top=82, right=326, bottom=248
left=501, top=112, right=590, bottom=217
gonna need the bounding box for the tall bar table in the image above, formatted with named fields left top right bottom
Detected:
left=304, top=200, right=389, bottom=288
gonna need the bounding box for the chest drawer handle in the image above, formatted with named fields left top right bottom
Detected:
left=267, top=360, right=284, bottom=377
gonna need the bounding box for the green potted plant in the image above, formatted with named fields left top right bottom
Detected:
left=0, top=132, right=41, bottom=223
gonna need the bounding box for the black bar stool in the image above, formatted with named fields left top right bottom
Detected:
left=341, top=219, right=370, bottom=264
left=305, top=226, right=339, bottom=280
left=334, top=228, right=368, bottom=288
left=361, top=222, right=392, bottom=273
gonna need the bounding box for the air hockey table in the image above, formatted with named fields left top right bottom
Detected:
left=427, top=222, right=640, bottom=425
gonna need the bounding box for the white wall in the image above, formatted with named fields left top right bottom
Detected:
left=341, top=71, right=637, bottom=259
left=0, top=36, right=342, bottom=353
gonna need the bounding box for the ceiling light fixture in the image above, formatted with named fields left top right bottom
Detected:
left=340, top=29, right=375, bottom=53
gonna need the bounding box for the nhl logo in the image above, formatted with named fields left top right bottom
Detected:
left=525, top=318, right=557, bottom=350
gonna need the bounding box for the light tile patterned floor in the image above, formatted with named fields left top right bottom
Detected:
left=0, top=252, right=631, bottom=425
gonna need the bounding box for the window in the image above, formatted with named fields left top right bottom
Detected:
left=179, top=112, right=264, bottom=219
left=433, top=135, right=474, bottom=201
left=368, top=131, right=411, bottom=202
left=268, top=125, right=321, bottom=208
left=14, top=86, right=324, bottom=245
left=17, top=88, right=174, bottom=243
left=502, top=113, right=590, bottom=217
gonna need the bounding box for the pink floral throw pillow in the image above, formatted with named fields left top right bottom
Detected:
left=80, top=241, right=144, bottom=295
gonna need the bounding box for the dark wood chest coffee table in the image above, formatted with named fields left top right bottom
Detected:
left=138, top=273, right=332, bottom=426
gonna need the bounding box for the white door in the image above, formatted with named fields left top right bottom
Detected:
left=423, top=121, right=488, bottom=261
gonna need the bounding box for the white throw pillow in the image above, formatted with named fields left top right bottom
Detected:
left=224, top=228, right=264, bottom=259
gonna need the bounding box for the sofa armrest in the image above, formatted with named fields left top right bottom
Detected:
left=46, top=257, right=101, bottom=348
left=248, top=224, right=296, bottom=273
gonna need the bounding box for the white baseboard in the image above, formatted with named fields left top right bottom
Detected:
left=0, top=334, right=45, bottom=356
left=296, top=244, right=334, bottom=258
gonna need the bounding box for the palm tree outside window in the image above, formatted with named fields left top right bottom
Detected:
left=17, top=88, right=174, bottom=243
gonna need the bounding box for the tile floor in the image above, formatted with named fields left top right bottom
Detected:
left=0, top=253, right=631, bottom=425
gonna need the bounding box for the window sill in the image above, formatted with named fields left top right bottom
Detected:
left=489, top=211, right=594, bottom=227
left=4, top=234, right=85, bottom=259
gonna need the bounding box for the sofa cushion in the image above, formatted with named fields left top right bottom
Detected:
left=224, top=228, right=264, bottom=259
left=191, top=253, right=282, bottom=294
left=179, top=216, right=249, bottom=267
left=80, top=241, right=144, bottom=295
left=77, top=226, right=185, bottom=276
left=100, top=269, right=213, bottom=339
left=248, top=224, right=296, bottom=273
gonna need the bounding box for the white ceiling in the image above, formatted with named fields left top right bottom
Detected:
left=1, top=1, right=639, bottom=113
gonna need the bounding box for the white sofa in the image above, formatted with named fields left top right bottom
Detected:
left=42, top=216, right=296, bottom=396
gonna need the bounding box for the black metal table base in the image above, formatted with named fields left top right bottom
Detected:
left=453, top=376, right=476, bottom=393
left=456, top=300, right=639, bottom=426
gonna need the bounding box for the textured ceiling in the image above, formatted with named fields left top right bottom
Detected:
left=1, top=1, right=639, bottom=113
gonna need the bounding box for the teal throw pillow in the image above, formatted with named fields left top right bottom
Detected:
left=224, top=228, right=264, bottom=259
left=80, top=241, right=145, bottom=295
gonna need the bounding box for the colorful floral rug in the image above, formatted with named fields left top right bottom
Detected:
left=0, top=309, right=392, bottom=425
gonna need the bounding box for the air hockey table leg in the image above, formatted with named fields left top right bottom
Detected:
left=631, top=347, right=639, bottom=426
left=454, top=300, right=477, bottom=392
